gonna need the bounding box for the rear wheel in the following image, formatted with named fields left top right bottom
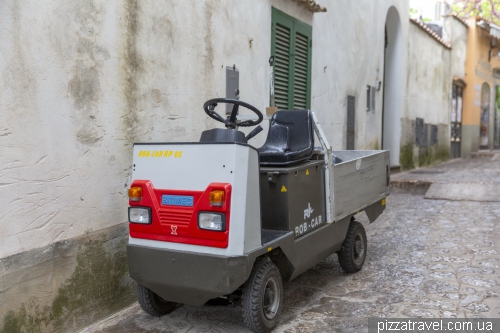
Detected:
left=338, top=220, right=367, bottom=273
left=242, top=258, right=283, bottom=333
left=136, top=283, right=176, bottom=316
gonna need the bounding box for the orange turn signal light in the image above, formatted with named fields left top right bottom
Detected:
left=128, top=187, right=142, bottom=202
left=209, top=190, right=225, bottom=207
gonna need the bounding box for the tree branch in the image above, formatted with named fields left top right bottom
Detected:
left=447, top=0, right=500, bottom=25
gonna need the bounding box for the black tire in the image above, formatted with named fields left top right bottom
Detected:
left=338, top=220, right=367, bottom=273
left=242, top=258, right=283, bottom=333
left=136, top=283, right=176, bottom=316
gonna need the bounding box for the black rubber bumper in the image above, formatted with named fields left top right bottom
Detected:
left=127, top=244, right=254, bottom=306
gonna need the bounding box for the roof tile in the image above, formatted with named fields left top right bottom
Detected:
left=410, top=18, right=452, bottom=49
left=446, top=14, right=469, bottom=27
left=289, top=0, right=327, bottom=13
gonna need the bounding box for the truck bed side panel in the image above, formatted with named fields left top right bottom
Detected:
left=333, top=151, right=389, bottom=221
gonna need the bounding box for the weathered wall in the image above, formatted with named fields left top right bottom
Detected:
left=444, top=16, right=468, bottom=80
left=0, top=0, right=409, bottom=258
left=404, top=21, right=452, bottom=168
left=0, top=225, right=135, bottom=333
left=1, top=0, right=129, bottom=258
left=312, top=1, right=409, bottom=153
left=0, top=0, right=409, bottom=331
left=1, top=2, right=138, bottom=328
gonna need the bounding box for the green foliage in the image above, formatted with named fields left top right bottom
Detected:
left=449, top=0, right=500, bottom=25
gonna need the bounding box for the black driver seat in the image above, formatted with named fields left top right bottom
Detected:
left=258, top=110, right=314, bottom=166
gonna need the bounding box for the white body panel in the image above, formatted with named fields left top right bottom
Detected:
left=130, top=143, right=261, bottom=256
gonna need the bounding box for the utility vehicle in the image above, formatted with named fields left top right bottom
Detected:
left=127, top=98, right=390, bottom=333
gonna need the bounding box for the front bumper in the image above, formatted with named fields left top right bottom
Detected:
left=127, top=244, right=253, bottom=306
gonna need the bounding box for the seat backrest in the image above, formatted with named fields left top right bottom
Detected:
left=258, top=110, right=314, bottom=166
left=273, top=110, right=312, bottom=152
left=260, top=122, right=289, bottom=152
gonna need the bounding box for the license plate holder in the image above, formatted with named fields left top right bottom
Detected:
left=161, top=195, right=194, bottom=207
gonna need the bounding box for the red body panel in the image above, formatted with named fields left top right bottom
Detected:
left=129, top=180, right=232, bottom=248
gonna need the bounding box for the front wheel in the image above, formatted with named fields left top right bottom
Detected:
left=136, top=283, right=176, bottom=316
left=242, top=258, right=283, bottom=333
left=338, top=220, right=367, bottom=273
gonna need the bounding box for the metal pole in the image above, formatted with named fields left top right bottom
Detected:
left=269, top=56, right=275, bottom=107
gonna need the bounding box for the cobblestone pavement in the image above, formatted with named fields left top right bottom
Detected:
left=81, top=157, right=500, bottom=333
left=391, top=154, right=500, bottom=184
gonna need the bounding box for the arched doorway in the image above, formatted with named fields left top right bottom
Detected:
left=494, top=70, right=500, bottom=148
left=382, top=7, right=403, bottom=166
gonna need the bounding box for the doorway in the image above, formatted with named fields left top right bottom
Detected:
left=480, top=82, right=490, bottom=149
left=450, top=83, right=463, bottom=158
left=493, top=70, right=500, bottom=149
left=495, top=85, right=500, bottom=148
left=382, top=7, right=403, bottom=166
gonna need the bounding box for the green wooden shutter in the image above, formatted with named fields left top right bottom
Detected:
left=271, top=10, right=293, bottom=110
left=274, top=24, right=291, bottom=110
left=293, top=32, right=309, bottom=109
left=271, top=8, right=312, bottom=110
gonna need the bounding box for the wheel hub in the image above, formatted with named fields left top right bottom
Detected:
left=263, top=277, right=280, bottom=320
left=353, top=233, right=365, bottom=265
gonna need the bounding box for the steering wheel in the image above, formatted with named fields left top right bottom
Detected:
left=203, top=98, right=263, bottom=130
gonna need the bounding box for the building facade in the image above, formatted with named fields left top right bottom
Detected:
left=444, top=14, right=469, bottom=159
left=460, top=17, right=500, bottom=157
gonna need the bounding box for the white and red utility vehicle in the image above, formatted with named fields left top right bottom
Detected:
left=127, top=99, right=390, bottom=333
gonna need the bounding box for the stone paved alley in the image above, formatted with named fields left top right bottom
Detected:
left=81, top=155, right=500, bottom=333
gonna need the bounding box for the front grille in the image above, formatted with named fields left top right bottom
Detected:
left=158, top=209, right=192, bottom=226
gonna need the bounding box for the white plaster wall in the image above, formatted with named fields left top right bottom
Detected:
left=0, top=0, right=268, bottom=258
left=312, top=0, right=409, bottom=151
left=0, top=0, right=409, bottom=258
left=0, top=1, right=129, bottom=258
left=444, top=17, right=468, bottom=79
left=406, top=23, right=452, bottom=126
left=384, top=6, right=406, bottom=165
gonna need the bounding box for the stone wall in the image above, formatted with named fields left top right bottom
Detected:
left=403, top=20, right=452, bottom=169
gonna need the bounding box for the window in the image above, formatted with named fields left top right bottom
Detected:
left=271, top=8, right=312, bottom=110
left=366, top=85, right=376, bottom=112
